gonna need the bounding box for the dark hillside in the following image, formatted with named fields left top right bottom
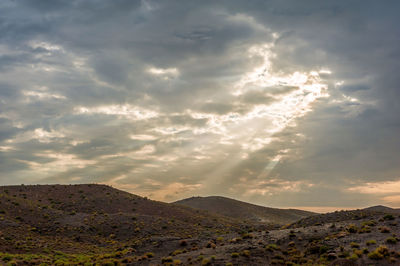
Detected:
left=0, top=184, right=245, bottom=254
left=174, top=196, right=315, bottom=225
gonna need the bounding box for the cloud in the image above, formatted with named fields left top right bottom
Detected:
left=348, top=180, right=400, bottom=194
left=0, top=0, right=399, bottom=210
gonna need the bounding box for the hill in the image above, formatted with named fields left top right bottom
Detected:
left=364, top=205, right=400, bottom=214
left=1, top=184, right=399, bottom=265
left=174, top=196, right=315, bottom=225
left=289, top=205, right=400, bottom=228
left=0, top=184, right=250, bottom=254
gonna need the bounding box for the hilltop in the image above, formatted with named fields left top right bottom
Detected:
left=174, top=196, right=315, bottom=225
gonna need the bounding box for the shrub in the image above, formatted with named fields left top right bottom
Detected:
left=161, top=256, right=173, bottom=263
left=266, top=244, right=280, bottom=251
left=241, top=250, right=251, bottom=257
left=368, top=246, right=389, bottom=260
left=349, top=253, right=358, bottom=260
left=383, top=214, right=395, bottom=220
left=2, top=254, right=13, bottom=262
left=380, top=226, right=390, bottom=233
left=368, top=251, right=384, bottom=260
left=201, top=258, right=211, bottom=265
left=366, top=239, right=377, bottom=245
left=319, top=245, right=329, bottom=254
left=359, top=225, right=371, bottom=233
left=231, top=253, right=239, bottom=258
left=145, top=252, right=154, bottom=258
left=206, top=241, right=215, bottom=248
left=386, top=237, right=397, bottom=244
left=171, top=249, right=183, bottom=256
left=241, top=232, right=253, bottom=239
left=350, top=242, right=360, bottom=248
left=347, top=224, right=358, bottom=233
left=353, top=249, right=363, bottom=257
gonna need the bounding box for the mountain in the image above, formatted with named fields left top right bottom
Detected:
left=174, top=196, right=315, bottom=225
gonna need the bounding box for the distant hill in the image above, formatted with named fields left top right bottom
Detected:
left=289, top=205, right=400, bottom=228
left=174, top=196, right=315, bottom=225
left=363, top=205, right=400, bottom=213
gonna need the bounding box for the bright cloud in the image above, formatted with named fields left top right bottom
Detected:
left=74, top=104, right=159, bottom=120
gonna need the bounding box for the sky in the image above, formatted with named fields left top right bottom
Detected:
left=1, top=0, right=400, bottom=211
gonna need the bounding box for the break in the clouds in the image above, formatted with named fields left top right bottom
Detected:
left=1, top=0, right=400, bottom=210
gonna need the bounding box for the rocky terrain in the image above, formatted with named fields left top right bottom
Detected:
left=0, top=184, right=399, bottom=265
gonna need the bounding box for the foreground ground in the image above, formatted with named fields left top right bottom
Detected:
left=0, top=185, right=399, bottom=265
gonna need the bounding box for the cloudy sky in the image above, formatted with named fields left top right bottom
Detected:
left=1, top=0, right=400, bottom=211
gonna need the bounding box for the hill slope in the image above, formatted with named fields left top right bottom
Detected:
left=174, top=196, right=315, bottom=225
left=0, top=184, right=248, bottom=254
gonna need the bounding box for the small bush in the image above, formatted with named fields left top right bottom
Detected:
left=171, top=249, right=183, bottom=256
left=386, top=237, right=398, bottom=244
left=201, top=258, right=211, bottom=265
left=366, top=239, right=377, bottom=246
left=145, top=252, right=154, bottom=258
left=383, top=214, right=395, bottom=220
left=362, top=220, right=377, bottom=227
left=2, top=254, right=13, bottom=262
left=241, top=250, right=251, bottom=257
left=349, top=253, right=358, bottom=260
left=347, top=224, right=358, bottom=233
left=231, top=253, right=239, bottom=258
left=161, top=256, right=173, bottom=263
left=380, top=226, right=390, bottom=233
left=350, top=242, right=360, bottom=248
left=266, top=244, right=280, bottom=251
left=368, top=251, right=383, bottom=260
left=241, top=232, right=253, bottom=239
left=368, top=245, right=389, bottom=260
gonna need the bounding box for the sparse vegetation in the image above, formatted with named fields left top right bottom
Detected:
left=386, top=237, right=397, bottom=244
left=231, top=252, right=239, bottom=258
left=0, top=184, right=399, bottom=265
